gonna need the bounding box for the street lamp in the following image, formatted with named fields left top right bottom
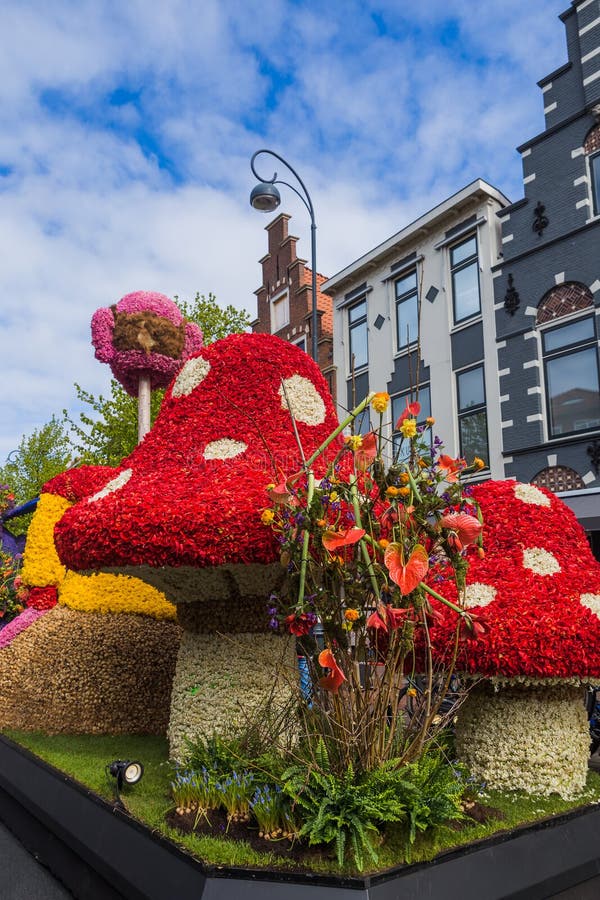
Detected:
left=250, top=150, right=319, bottom=364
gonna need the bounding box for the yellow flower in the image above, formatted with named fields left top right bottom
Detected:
left=400, top=418, right=417, bottom=439
left=344, top=608, right=360, bottom=622
left=345, top=434, right=363, bottom=451
left=379, top=538, right=390, bottom=549
left=418, top=458, right=428, bottom=469
left=473, top=457, right=485, bottom=470
left=407, top=687, right=418, bottom=698
left=399, top=472, right=410, bottom=484
left=398, top=486, right=411, bottom=497
left=371, top=392, right=390, bottom=414
left=59, top=571, right=176, bottom=620
left=261, top=509, right=275, bottom=526
left=329, top=491, right=339, bottom=502
left=386, top=486, right=400, bottom=498
left=316, top=518, right=326, bottom=527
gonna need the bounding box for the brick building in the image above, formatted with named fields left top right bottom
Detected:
left=251, top=213, right=336, bottom=399
left=492, top=0, right=600, bottom=552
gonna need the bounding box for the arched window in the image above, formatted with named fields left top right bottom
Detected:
left=537, top=284, right=600, bottom=438
left=532, top=466, right=585, bottom=492
left=584, top=123, right=600, bottom=216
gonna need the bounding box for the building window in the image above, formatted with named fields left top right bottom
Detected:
left=457, top=365, right=489, bottom=463
left=584, top=123, right=600, bottom=216
left=271, top=292, right=289, bottom=332
left=348, top=298, right=368, bottom=372
left=591, top=152, right=600, bottom=216
left=395, top=271, right=419, bottom=350
left=450, top=235, right=480, bottom=324
left=293, top=335, right=307, bottom=353
left=542, top=316, right=600, bottom=437
left=392, top=385, right=431, bottom=455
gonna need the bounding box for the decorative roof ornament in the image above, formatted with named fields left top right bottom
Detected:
left=503, top=273, right=520, bottom=316
left=532, top=200, right=549, bottom=237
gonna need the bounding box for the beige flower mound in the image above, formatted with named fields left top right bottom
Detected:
left=169, top=631, right=297, bottom=761
left=455, top=683, right=590, bottom=798
left=0, top=606, right=181, bottom=734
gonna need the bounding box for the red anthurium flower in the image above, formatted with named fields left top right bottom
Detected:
left=459, top=612, right=489, bottom=640
left=318, top=648, right=346, bottom=693
left=439, top=512, right=483, bottom=552
left=367, top=602, right=408, bottom=632
left=384, top=543, right=429, bottom=595
left=268, top=481, right=293, bottom=505
left=355, top=431, right=378, bottom=471
left=395, top=401, right=420, bottom=429
left=322, top=527, right=366, bottom=551
left=366, top=610, right=388, bottom=631
left=438, top=454, right=466, bottom=483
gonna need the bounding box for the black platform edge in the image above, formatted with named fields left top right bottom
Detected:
left=0, top=734, right=600, bottom=899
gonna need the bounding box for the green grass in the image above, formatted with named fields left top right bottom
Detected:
left=5, top=729, right=600, bottom=877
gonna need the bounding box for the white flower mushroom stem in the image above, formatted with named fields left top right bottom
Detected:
left=137, top=374, right=152, bottom=442
left=455, top=682, right=590, bottom=799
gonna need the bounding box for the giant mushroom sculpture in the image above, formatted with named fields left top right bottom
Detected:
left=428, top=480, right=600, bottom=797
left=55, top=333, right=343, bottom=758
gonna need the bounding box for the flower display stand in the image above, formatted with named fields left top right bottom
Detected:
left=1, top=735, right=600, bottom=900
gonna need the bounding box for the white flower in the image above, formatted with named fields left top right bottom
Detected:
left=172, top=356, right=211, bottom=398
left=514, top=483, right=551, bottom=507
left=463, top=583, right=497, bottom=609
left=87, top=469, right=132, bottom=503
left=203, top=439, right=247, bottom=461
left=580, top=593, right=600, bottom=620
left=522, top=546, right=561, bottom=576
left=279, top=375, right=326, bottom=426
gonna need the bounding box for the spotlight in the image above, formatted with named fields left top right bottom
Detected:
left=107, top=759, right=144, bottom=791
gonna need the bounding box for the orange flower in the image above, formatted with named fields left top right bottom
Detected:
left=344, top=608, right=360, bottom=622
left=354, top=431, right=377, bottom=471
left=398, top=486, right=410, bottom=496
left=385, top=485, right=400, bottom=498
left=379, top=538, right=390, bottom=550
left=322, top=527, right=366, bottom=551
left=318, top=648, right=346, bottom=693
left=395, top=400, right=420, bottom=429
left=438, top=454, right=466, bottom=483
left=399, top=472, right=410, bottom=484
left=384, top=543, right=429, bottom=595
left=473, top=457, right=485, bottom=470
left=425, top=416, right=435, bottom=426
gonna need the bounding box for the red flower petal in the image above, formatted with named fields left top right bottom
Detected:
left=322, top=527, right=366, bottom=551
left=385, top=543, right=429, bottom=595
left=318, top=648, right=346, bottom=693
left=395, top=400, right=420, bottom=429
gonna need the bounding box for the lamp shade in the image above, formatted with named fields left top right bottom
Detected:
left=250, top=182, right=281, bottom=212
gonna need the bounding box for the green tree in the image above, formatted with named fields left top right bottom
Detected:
left=63, top=293, right=250, bottom=466
left=0, top=417, right=73, bottom=534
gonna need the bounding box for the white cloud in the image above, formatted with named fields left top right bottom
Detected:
left=0, top=0, right=571, bottom=463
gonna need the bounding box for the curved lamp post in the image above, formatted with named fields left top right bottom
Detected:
left=250, top=150, right=319, bottom=363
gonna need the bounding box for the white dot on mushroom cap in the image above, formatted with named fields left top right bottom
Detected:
left=279, top=375, right=326, bottom=426
left=522, top=546, right=561, bottom=576
left=514, top=483, right=551, bottom=507
left=172, top=356, right=211, bottom=398
left=87, top=468, right=132, bottom=503
left=203, top=439, right=248, bottom=461
left=463, top=583, right=497, bottom=609
left=580, top=594, right=600, bottom=619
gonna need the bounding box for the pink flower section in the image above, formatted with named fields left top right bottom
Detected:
left=0, top=607, right=48, bottom=650
left=116, top=291, right=184, bottom=325
left=90, top=291, right=203, bottom=396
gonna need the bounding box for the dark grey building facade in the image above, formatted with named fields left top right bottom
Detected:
left=493, top=0, right=600, bottom=553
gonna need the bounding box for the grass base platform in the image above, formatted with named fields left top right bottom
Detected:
left=1, top=734, right=600, bottom=898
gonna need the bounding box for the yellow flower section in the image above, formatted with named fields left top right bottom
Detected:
left=59, top=571, right=176, bottom=620
left=21, top=493, right=71, bottom=587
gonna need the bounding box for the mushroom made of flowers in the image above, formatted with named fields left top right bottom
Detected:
left=91, top=291, right=203, bottom=440
left=427, top=480, right=600, bottom=798
left=54, top=333, right=343, bottom=759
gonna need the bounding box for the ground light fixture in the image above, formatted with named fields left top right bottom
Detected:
left=250, top=149, right=319, bottom=363
left=106, top=759, right=144, bottom=808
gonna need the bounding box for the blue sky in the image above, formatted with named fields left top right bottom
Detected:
left=0, top=0, right=569, bottom=461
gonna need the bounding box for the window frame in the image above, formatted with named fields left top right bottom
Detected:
left=456, top=363, right=489, bottom=465
left=270, top=289, right=289, bottom=333
left=347, top=297, right=368, bottom=374
left=394, top=270, right=419, bottom=352
left=590, top=151, right=600, bottom=217
left=541, top=313, right=600, bottom=439
left=450, top=234, right=481, bottom=326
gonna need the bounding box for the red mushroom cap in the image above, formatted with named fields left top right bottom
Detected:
left=428, top=480, right=600, bottom=679
left=54, top=333, right=342, bottom=603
